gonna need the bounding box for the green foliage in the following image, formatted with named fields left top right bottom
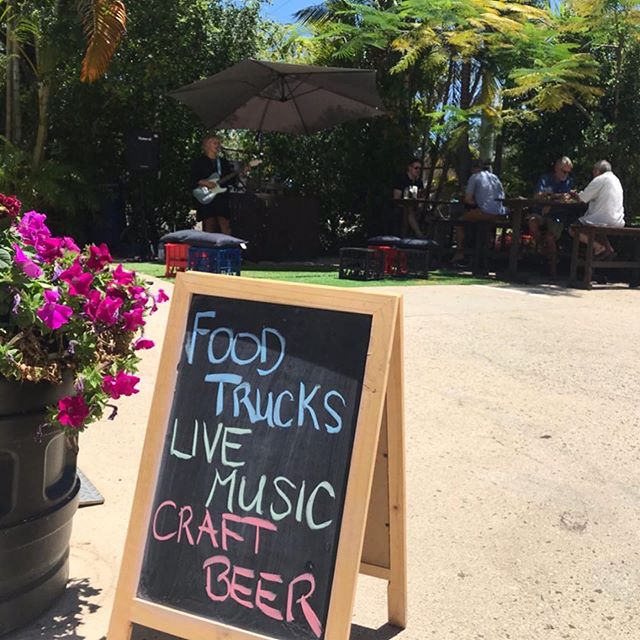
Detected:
left=3, top=0, right=640, bottom=248
left=1, top=0, right=263, bottom=241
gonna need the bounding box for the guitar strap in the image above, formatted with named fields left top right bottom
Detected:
left=216, top=157, right=221, bottom=176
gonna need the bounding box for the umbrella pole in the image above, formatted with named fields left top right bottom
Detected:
left=254, top=130, right=264, bottom=191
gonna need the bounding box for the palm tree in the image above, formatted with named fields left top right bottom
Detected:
left=3, top=0, right=127, bottom=162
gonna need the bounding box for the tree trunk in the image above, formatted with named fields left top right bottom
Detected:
left=4, top=1, right=21, bottom=145
left=456, top=61, right=472, bottom=186
left=32, top=79, right=50, bottom=170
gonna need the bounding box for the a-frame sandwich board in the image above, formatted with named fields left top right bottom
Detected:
left=108, top=273, right=406, bottom=640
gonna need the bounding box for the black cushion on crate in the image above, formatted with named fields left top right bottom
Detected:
left=367, top=236, right=402, bottom=247
left=396, top=238, right=439, bottom=250
left=159, top=230, right=248, bottom=249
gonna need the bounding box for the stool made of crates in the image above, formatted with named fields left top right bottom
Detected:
left=393, top=239, right=439, bottom=278
left=188, top=246, right=242, bottom=275
left=164, top=243, right=190, bottom=277
left=367, top=245, right=398, bottom=275
left=339, top=247, right=384, bottom=281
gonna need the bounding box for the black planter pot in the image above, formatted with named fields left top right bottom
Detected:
left=0, top=376, right=79, bottom=636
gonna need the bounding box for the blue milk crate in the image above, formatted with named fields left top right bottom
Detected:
left=187, top=246, right=242, bottom=275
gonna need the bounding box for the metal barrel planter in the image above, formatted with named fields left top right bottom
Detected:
left=0, top=376, right=79, bottom=636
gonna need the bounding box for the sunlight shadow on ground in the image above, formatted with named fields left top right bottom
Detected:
left=496, top=283, right=583, bottom=297
left=26, top=578, right=101, bottom=640
left=351, top=622, right=404, bottom=640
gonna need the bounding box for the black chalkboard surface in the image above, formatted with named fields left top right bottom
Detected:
left=137, top=294, right=372, bottom=640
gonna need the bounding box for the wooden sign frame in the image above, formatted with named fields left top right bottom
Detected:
left=108, top=273, right=406, bottom=640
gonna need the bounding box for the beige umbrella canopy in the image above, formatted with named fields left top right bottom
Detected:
left=169, top=59, right=385, bottom=134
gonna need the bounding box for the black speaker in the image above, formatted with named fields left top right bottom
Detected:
left=125, top=130, right=159, bottom=171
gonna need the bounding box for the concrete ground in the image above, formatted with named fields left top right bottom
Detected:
left=7, top=280, right=640, bottom=640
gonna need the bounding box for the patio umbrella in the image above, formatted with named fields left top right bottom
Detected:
left=168, top=59, right=385, bottom=134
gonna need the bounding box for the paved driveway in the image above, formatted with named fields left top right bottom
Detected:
left=8, top=281, right=640, bottom=640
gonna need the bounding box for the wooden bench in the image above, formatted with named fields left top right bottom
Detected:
left=568, top=224, right=640, bottom=289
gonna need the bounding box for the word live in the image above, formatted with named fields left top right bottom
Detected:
left=169, top=420, right=336, bottom=528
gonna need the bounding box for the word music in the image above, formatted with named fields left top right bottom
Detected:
left=186, top=311, right=347, bottom=433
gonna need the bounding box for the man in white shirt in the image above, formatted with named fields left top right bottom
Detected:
left=570, top=160, right=624, bottom=258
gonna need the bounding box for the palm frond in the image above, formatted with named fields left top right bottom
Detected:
left=77, top=0, right=127, bottom=83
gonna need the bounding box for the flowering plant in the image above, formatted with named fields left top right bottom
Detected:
left=0, top=194, right=167, bottom=436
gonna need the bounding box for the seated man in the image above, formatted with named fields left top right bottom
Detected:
left=528, top=156, right=574, bottom=256
left=392, top=158, right=425, bottom=238
left=569, top=160, right=624, bottom=258
left=451, top=159, right=507, bottom=264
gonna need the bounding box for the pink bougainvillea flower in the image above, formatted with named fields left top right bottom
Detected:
left=68, top=272, right=94, bottom=297
left=59, top=260, right=82, bottom=281
left=36, top=236, right=65, bottom=263
left=127, top=285, right=148, bottom=308
left=37, top=288, right=73, bottom=330
left=156, top=288, right=169, bottom=303
left=16, top=211, right=51, bottom=247
left=111, top=264, right=136, bottom=286
left=57, top=394, right=90, bottom=429
left=86, top=243, right=112, bottom=271
left=148, top=288, right=169, bottom=313
left=62, top=236, right=80, bottom=253
left=122, top=308, right=145, bottom=331
left=59, top=261, right=94, bottom=297
left=83, top=290, right=123, bottom=325
left=102, top=371, right=140, bottom=399
left=134, top=338, right=154, bottom=350
left=13, top=244, right=42, bottom=278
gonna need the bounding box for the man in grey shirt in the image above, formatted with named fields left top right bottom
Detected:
left=451, top=160, right=507, bottom=264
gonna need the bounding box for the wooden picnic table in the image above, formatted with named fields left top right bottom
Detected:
left=502, top=197, right=587, bottom=280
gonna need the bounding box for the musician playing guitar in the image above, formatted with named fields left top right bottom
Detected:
left=190, top=133, right=237, bottom=234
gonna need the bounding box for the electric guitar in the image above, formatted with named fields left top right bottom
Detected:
left=192, top=158, right=262, bottom=204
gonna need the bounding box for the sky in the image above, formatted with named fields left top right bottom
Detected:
left=261, top=0, right=313, bottom=24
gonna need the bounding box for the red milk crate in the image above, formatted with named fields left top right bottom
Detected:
left=164, top=243, right=190, bottom=277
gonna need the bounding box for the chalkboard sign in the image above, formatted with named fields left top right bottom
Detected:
left=109, top=274, right=406, bottom=640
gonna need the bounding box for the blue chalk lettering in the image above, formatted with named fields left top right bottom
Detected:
left=185, top=311, right=217, bottom=364
left=258, top=328, right=286, bottom=376
left=231, top=332, right=261, bottom=366
left=274, top=390, right=294, bottom=427
left=207, top=327, right=233, bottom=364
left=324, top=390, right=346, bottom=434
left=204, top=373, right=242, bottom=415
left=297, top=382, right=320, bottom=430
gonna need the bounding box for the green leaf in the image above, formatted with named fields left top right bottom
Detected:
left=0, top=247, right=11, bottom=271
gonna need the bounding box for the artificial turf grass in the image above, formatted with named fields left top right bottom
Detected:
left=122, top=261, right=490, bottom=287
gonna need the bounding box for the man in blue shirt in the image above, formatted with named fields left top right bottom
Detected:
left=528, top=156, right=574, bottom=257
left=451, top=159, right=507, bottom=264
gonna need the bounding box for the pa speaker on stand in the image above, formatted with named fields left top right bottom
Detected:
left=124, top=130, right=159, bottom=260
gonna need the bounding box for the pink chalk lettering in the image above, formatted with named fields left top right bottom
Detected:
left=286, top=573, right=322, bottom=638
left=230, top=565, right=255, bottom=609
left=221, top=513, right=245, bottom=551
left=196, top=509, right=219, bottom=548
left=223, top=512, right=277, bottom=555
left=152, top=500, right=177, bottom=542
left=203, top=555, right=231, bottom=601
left=256, top=572, right=284, bottom=621
left=177, top=505, right=195, bottom=545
